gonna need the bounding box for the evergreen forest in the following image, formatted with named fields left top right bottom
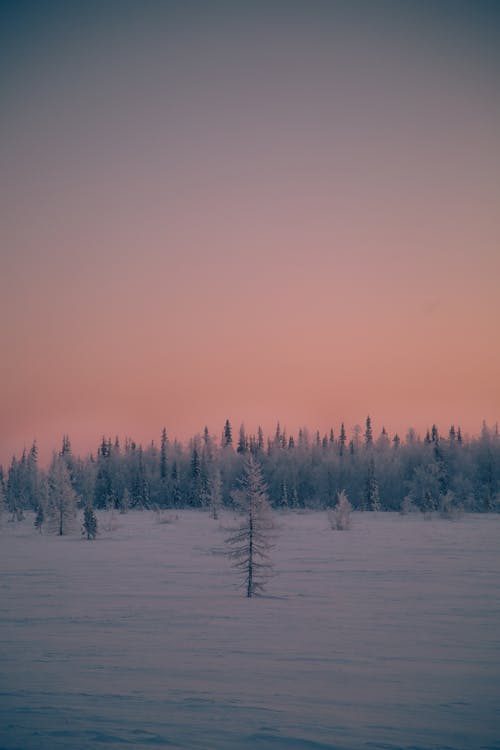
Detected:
left=2, top=418, right=500, bottom=524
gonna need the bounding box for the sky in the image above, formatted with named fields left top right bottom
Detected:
left=1, top=0, right=499, bottom=465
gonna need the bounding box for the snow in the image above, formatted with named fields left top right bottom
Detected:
left=1, top=511, right=499, bottom=749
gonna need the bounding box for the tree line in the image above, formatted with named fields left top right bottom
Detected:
left=1, top=418, right=499, bottom=526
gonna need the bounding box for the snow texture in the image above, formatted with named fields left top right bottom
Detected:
left=1, top=511, right=499, bottom=749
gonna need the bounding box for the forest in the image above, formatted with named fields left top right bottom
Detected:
left=1, top=418, right=500, bottom=527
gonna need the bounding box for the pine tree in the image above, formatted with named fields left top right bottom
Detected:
left=34, top=473, right=49, bottom=532
left=120, top=488, right=131, bottom=513
left=291, top=486, right=300, bottom=509
left=339, top=423, right=346, bottom=456
left=0, top=479, right=7, bottom=525
left=34, top=504, right=45, bottom=533
left=202, top=426, right=214, bottom=461
left=364, top=415, right=373, bottom=447
left=160, top=428, right=168, bottom=480
left=60, top=434, right=72, bottom=457
left=223, top=419, right=233, bottom=448
left=237, top=424, right=247, bottom=454
left=171, top=462, right=182, bottom=507
left=377, top=427, right=390, bottom=451
left=47, top=454, right=77, bottom=535
left=364, top=457, right=381, bottom=511
left=279, top=479, right=289, bottom=510
left=257, top=426, right=264, bottom=452
left=190, top=437, right=202, bottom=506
left=281, top=428, right=287, bottom=450
left=27, top=441, right=39, bottom=509
left=225, top=456, right=274, bottom=598
left=82, top=504, right=98, bottom=539
left=131, top=446, right=150, bottom=508
left=208, top=468, right=222, bottom=519
left=6, top=456, right=24, bottom=520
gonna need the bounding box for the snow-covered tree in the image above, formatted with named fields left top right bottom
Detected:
left=208, top=468, right=222, bottom=520
left=237, top=424, right=248, bottom=454
left=364, top=457, right=381, bottom=511
left=160, top=427, right=168, bottom=479
left=279, top=479, right=289, bottom=510
left=328, top=489, right=352, bottom=530
left=438, top=490, right=463, bottom=519
left=34, top=504, right=45, bottom=533
left=6, top=456, right=24, bottom=520
left=33, top=473, right=49, bottom=533
left=339, top=422, right=346, bottom=456
left=47, top=454, right=77, bottom=535
left=222, top=419, right=233, bottom=448
left=225, top=456, right=274, bottom=597
left=82, top=505, right=98, bottom=539
left=0, top=480, right=6, bottom=525
left=364, top=415, right=373, bottom=447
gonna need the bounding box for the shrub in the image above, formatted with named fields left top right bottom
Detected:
left=328, top=490, right=352, bottom=530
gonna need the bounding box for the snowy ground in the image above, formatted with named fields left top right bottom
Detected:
left=1, top=510, right=499, bottom=750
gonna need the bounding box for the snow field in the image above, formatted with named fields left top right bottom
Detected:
left=1, top=510, right=499, bottom=749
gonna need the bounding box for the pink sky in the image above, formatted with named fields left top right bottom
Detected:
left=1, top=2, right=499, bottom=465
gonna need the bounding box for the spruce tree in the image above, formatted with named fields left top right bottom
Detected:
left=0, top=480, right=6, bottom=525
left=279, top=479, right=289, bottom=510
left=364, top=457, right=381, bottom=511
left=225, top=456, right=274, bottom=597
left=208, top=468, right=222, bottom=519
left=223, top=419, right=233, bottom=448
left=237, top=424, right=247, bottom=454
left=364, top=416, right=373, bottom=447
left=82, top=504, right=98, bottom=540
left=47, top=454, right=77, bottom=535
left=160, top=428, right=168, bottom=480
left=257, top=426, right=264, bottom=452
left=60, top=434, right=72, bottom=456
left=339, top=423, right=346, bottom=456
left=34, top=504, right=44, bottom=533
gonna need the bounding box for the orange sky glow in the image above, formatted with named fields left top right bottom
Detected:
left=1, top=1, right=499, bottom=465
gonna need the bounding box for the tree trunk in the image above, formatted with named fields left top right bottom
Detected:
left=247, top=511, right=253, bottom=597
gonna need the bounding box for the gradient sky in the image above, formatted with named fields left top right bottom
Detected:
left=1, top=0, right=499, bottom=464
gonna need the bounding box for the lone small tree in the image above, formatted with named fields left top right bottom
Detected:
left=47, top=453, right=77, bottom=535
left=328, top=489, right=352, bottom=530
left=82, top=504, right=98, bottom=539
left=225, top=456, right=274, bottom=597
